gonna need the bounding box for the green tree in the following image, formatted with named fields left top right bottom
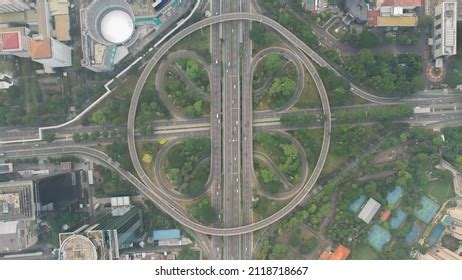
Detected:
left=72, top=133, right=81, bottom=143
left=358, top=29, right=380, bottom=48
left=167, top=168, right=182, bottom=185
left=264, top=53, right=283, bottom=73
left=268, top=244, right=288, bottom=259
left=43, top=132, right=56, bottom=143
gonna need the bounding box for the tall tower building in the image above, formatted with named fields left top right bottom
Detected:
left=0, top=0, right=30, bottom=13
left=433, top=1, right=458, bottom=59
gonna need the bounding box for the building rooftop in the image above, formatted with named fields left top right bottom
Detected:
left=319, top=245, right=351, bottom=260
left=376, top=15, right=418, bottom=26
left=100, top=9, right=134, bottom=44
left=30, top=38, right=52, bottom=59
left=380, top=209, right=391, bottom=222
left=0, top=180, right=36, bottom=222
left=59, top=234, right=98, bottom=260
left=1, top=32, right=20, bottom=51
left=55, top=14, right=70, bottom=41
left=153, top=229, right=181, bottom=241
left=358, top=198, right=381, bottom=224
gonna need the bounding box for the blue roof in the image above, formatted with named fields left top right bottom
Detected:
left=153, top=229, right=181, bottom=241
left=350, top=195, right=366, bottom=213
left=405, top=223, right=423, bottom=246
left=390, top=209, right=407, bottom=229
left=427, top=224, right=445, bottom=246
left=386, top=186, right=403, bottom=207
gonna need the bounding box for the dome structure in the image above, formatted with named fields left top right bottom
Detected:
left=100, top=9, right=134, bottom=44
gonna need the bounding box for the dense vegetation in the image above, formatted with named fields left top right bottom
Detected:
left=334, top=105, right=413, bottom=123
left=249, top=23, right=278, bottom=52
left=191, top=196, right=217, bottom=224
left=177, top=57, right=209, bottom=91
left=442, top=126, right=462, bottom=169
left=164, top=67, right=209, bottom=117
left=106, top=142, right=134, bottom=172
left=255, top=133, right=301, bottom=184
left=165, top=138, right=210, bottom=197
left=344, top=50, right=424, bottom=96
left=280, top=113, right=320, bottom=126
left=94, top=165, right=136, bottom=197
left=254, top=160, right=283, bottom=194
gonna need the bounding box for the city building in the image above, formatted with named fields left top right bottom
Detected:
left=358, top=198, right=381, bottom=224
left=0, top=0, right=31, bottom=14
left=433, top=1, right=458, bottom=60
left=150, top=228, right=192, bottom=247
left=48, top=0, right=70, bottom=42
left=59, top=206, right=143, bottom=260
left=79, top=0, right=193, bottom=72
left=319, top=245, right=351, bottom=260
left=31, top=37, right=72, bottom=68
left=0, top=28, right=31, bottom=57
left=35, top=172, right=81, bottom=212
left=0, top=0, right=72, bottom=71
left=0, top=180, right=38, bottom=253
left=344, top=0, right=369, bottom=23
left=419, top=246, right=462, bottom=260
left=447, top=206, right=462, bottom=240
left=368, top=0, right=421, bottom=27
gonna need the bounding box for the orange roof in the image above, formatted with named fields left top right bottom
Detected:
left=30, top=38, right=52, bottom=59
left=319, top=251, right=331, bottom=260
left=380, top=209, right=391, bottom=222
left=319, top=245, right=351, bottom=260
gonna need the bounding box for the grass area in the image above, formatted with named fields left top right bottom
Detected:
left=171, top=27, right=210, bottom=63
left=292, top=128, right=323, bottom=176
left=164, top=138, right=211, bottom=197
left=253, top=196, right=288, bottom=221
left=249, top=22, right=283, bottom=55
left=137, top=141, right=164, bottom=181
left=293, top=70, right=321, bottom=109
left=419, top=172, right=455, bottom=204
left=351, top=244, right=379, bottom=260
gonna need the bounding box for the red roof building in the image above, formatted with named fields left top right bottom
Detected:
left=380, top=209, right=392, bottom=222
left=368, top=10, right=380, bottom=26
left=1, top=32, right=20, bottom=51
left=319, top=245, right=351, bottom=260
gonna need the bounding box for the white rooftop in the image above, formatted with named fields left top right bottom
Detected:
left=100, top=10, right=134, bottom=44
left=358, top=198, right=381, bottom=224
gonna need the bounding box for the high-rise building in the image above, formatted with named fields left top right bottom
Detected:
left=0, top=0, right=30, bottom=14
left=58, top=206, right=143, bottom=260
left=0, top=180, right=38, bottom=253
left=433, top=1, right=458, bottom=59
